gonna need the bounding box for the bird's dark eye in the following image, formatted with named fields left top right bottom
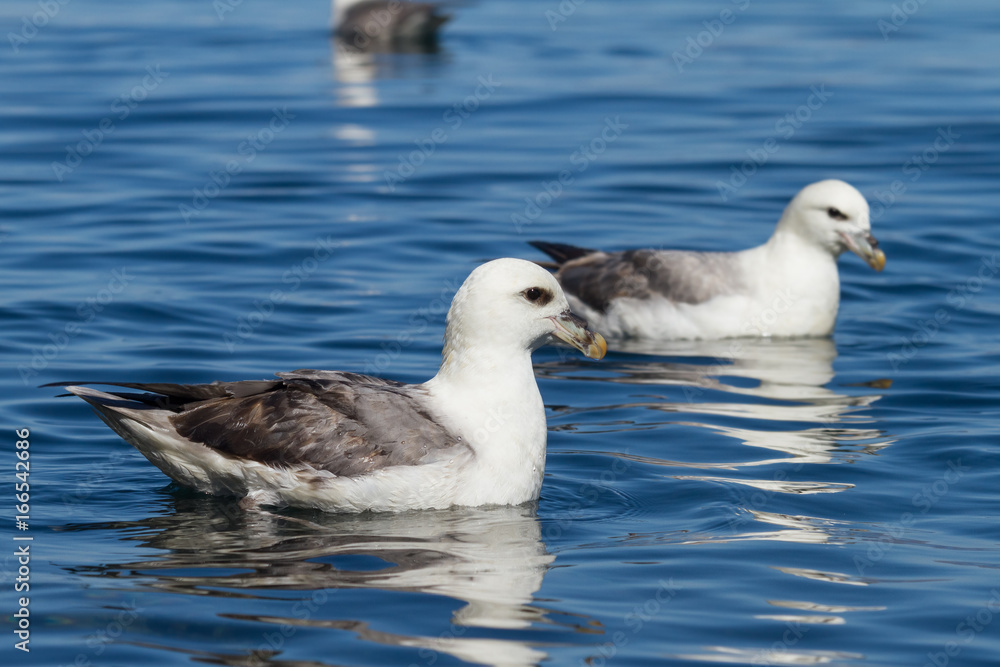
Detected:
left=521, top=287, right=552, bottom=305
left=827, top=207, right=848, bottom=221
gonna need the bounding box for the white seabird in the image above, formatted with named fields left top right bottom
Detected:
left=333, top=0, right=450, bottom=51
left=531, top=180, right=886, bottom=341
left=53, top=259, right=606, bottom=513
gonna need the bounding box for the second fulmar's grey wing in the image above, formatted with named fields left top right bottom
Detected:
left=554, top=249, right=744, bottom=313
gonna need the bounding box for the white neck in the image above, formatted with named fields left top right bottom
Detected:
left=423, top=344, right=547, bottom=505
left=761, top=227, right=840, bottom=281
left=427, top=344, right=546, bottom=451
left=735, top=228, right=840, bottom=337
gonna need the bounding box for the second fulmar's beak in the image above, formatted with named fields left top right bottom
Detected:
left=840, top=228, right=886, bottom=272
left=549, top=311, right=607, bottom=360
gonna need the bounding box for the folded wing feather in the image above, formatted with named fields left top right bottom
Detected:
left=59, top=371, right=468, bottom=478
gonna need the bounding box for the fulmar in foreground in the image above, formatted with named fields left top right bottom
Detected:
left=531, top=180, right=886, bottom=341
left=333, top=0, right=450, bottom=51
left=51, top=259, right=605, bottom=513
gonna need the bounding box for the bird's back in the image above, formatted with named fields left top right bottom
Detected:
left=64, top=371, right=467, bottom=479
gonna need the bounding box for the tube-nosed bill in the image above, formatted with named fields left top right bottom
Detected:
left=549, top=311, right=607, bottom=360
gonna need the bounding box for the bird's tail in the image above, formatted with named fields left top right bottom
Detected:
left=528, top=241, right=597, bottom=267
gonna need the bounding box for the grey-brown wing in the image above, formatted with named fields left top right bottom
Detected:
left=558, top=249, right=743, bottom=312
left=154, top=372, right=468, bottom=477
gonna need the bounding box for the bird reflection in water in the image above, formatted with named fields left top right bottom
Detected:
left=62, top=500, right=595, bottom=666
left=535, top=337, right=893, bottom=546
left=539, top=337, right=891, bottom=464
left=329, top=1, right=451, bottom=108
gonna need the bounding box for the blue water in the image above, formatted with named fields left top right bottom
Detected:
left=3, top=0, right=1000, bottom=665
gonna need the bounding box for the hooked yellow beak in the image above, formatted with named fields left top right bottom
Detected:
left=549, top=311, right=607, bottom=360
left=841, top=229, right=886, bottom=272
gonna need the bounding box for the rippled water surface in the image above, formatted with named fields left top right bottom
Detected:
left=3, top=0, right=999, bottom=665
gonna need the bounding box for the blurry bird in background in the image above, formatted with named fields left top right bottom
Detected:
left=333, top=0, right=451, bottom=52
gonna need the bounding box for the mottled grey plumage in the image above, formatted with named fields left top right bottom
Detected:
left=530, top=241, right=742, bottom=314
left=335, top=0, right=450, bottom=51
left=53, top=371, right=468, bottom=478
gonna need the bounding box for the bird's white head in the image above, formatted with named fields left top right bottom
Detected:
left=442, top=258, right=606, bottom=364
left=777, top=179, right=886, bottom=271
